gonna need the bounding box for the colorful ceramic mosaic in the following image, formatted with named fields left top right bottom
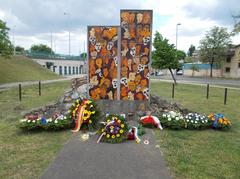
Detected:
left=88, top=26, right=119, bottom=100
left=120, top=10, right=152, bottom=100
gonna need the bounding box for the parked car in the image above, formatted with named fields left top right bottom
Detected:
left=155, top=71, right=164, bottom=76
left=176, top=70, right=183, bottom=75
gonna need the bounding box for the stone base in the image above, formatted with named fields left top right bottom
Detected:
left=96, top=100, right=149, bottom=118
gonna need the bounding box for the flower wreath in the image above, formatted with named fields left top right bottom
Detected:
left=67, top=98, right=99, bottom=132
left=208, top=113, right=231, bottom=129
left=19, top=114, right=71, bottom=131
left=97, top=114, right=128, bottom=143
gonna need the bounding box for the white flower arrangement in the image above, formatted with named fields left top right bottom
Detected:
left=185, top=113, right=210, bottom=129
left=161, top=111, right=185, bottom=129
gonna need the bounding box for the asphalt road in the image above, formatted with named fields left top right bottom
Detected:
left=153, top=75, right=240, bottom=88
left=41, top=129, right=171, bottom=179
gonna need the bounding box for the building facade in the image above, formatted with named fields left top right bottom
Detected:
left=222, top=44, right=240, bottom=78
left=32, top=58, right=86, bottom=76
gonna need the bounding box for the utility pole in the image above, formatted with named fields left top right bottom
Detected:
left=176, top=23, right=181, bottom=51
left=13, top=25, right=16, bottom=55
left=64, top=12, right=71, bottom=56
left=50, top=31, right=53, bottom=57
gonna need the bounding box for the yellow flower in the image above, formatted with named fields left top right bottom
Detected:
left=111, top=135, right=115, bottom=139
left=90, top=105, right=93, bottom=108
left=83, top=110, right=91, bottom=120
left=89, top=120, right=92, bottom=124
left=110, top=126, right=114, bottom=130
left=107, top=119, right=111, bottom=123
left=136, top=138, right=141, bottom=144
left=103, top=132, right=106, bottom=135
left=101, top=129, right=105, bottom=132
left=91, top=111, right=95, bottom=114
left=121, top=124, right=125, bottom=128
left=116, top=134, right=120, bottom=137
left=208, top=113, right=214, bottom=118
left=120, top=129, right=123, bottom=134
left=106, top=134, right=110, bottom=138
left=218, top=119, right=223, bottom=123
left=117, top=120, right=121, bottom=123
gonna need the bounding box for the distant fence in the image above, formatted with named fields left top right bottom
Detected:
left=170, top=83, right=230, bottom=105
left=16, top=51, right=86, bottom=61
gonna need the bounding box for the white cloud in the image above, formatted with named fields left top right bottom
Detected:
left=0, top=0, right=239, bottom=54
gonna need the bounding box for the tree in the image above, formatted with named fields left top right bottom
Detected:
left=176, top=50, right=186, bottom=61
left=187, top=45, right=195, bottom=57
left=80, top=52, right=87, bottom=58
left=184, top=56, right=194, bottom=63
left=232, top=14, right=240, bottom=35
left=30, top=44, right=53, bottom=54
left=190, top=64, right=199, bottom=77
left=15, top=46, right=25, bottom=53
left=152, top=31, right=179, bottom=84
left=199, top=26, right=232, bottom=78
left=0, top=19, right=13, bottom=58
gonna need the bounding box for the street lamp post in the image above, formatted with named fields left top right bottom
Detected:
left=13, top=25, right=16, bottom=55
left=176, top=23, right=181, bottom=51
left=64, top=12, right=71, bottom=56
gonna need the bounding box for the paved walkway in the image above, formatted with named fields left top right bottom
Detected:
left=0, top=74, right=87, bottom=91
left=41, top=129, right=171, bottom=179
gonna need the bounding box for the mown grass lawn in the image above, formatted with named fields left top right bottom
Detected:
left=151, top=80, right=240, bottom=179
left=0, top=55, right=61, bottom=84
left=0, top=81, right=71, bottom=179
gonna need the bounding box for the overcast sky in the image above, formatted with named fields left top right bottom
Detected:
left=0, top=0, right=239, bottom=55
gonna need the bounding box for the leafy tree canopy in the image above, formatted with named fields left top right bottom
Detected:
left=199, top=26, right=232, bottom=77
left=30, top=44, right=54, bottom=54
left=15, top=46, right=25, bottom=53
left=0, top=19, right=13, bottom=58
left=187, top=44, right=196, bottom=57
left=176, top=50, right=186, bottom=61
left=152, top=31, right=179, bottom=84
left=152, top=31, right=179, bottom=69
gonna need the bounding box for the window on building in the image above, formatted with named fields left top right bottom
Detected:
left=72, top=67, right=75, bottom=74
left=53, top=66, right=57, bottom=72
left=68, top=66, right=71, bottom=75
left=80, top=65, right=83, bottom=74
left=225, top=67, right=230, bottom=73
left=59, top=66, right=62, bottom=75
left=76, top=66, right=78, bottom=74
left=64, top=66, right=67, bottom=75
left=226, top=57, right=231, bottom=63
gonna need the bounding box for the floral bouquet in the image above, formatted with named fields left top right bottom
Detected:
left=185, top=113, right=211, bottom=129
left=97, top=114, right=129, bottom=143
left=161, top=111, right=185, bottom=129
left=19, top=114, right=71, bottom=131
left=67, top=98, right=100, bottom=132
left=208, top=113, right=231, bottom=129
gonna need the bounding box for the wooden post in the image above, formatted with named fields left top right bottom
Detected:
left=39, top=81, right=41, bottom=96
left=19, top=84, right=22, bottom=101
left=224, top=88, right=228, bottom=105
left=172, top=83, right=175, bottom=99
left=206, top=84, right=209, bottom=99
